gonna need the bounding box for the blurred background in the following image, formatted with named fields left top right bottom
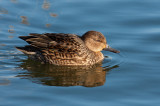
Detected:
left=0, top=0, right=160, bottom=106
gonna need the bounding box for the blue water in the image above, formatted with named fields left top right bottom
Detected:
left=0, top=0, right=160, bottom=106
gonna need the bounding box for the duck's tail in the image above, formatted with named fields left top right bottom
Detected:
left=16, top=46, right=37, bottom=55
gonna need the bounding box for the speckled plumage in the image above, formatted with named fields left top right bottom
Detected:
left=16, top=31, right=119, bottom=66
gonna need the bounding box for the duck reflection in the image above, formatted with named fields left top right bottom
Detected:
left=17, top=59, right=118, bottom=87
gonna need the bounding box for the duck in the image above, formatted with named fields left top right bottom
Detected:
left=16, top=31, right=120, bottom=66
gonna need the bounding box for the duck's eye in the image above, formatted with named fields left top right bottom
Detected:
left=96, top=40, right=102, bottom=42
left=92, top=38, right=102, bottom=42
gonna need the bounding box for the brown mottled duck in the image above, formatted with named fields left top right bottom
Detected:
left=16, top=31, right=120, bottom=65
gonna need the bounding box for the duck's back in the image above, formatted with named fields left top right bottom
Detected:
left=16, top=33, right=99, bottom=65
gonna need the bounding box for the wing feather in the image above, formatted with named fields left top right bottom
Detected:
left=17, top=33, right=88, bottom=65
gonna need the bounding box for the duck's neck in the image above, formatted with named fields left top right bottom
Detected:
left=95, top=52, right=104, bottom=62
left=89, top=51, right=104, bottom=64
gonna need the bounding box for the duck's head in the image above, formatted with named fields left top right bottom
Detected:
left=82, top=31, right=120, bottom=53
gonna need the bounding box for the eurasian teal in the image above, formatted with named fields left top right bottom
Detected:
left=16, top=31, right=120, bottom=65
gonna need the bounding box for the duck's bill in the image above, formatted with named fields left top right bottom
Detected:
left=103, top=47, right=120, bottom=53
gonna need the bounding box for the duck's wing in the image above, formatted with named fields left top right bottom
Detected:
left=17, top=33, right=89, bottom=65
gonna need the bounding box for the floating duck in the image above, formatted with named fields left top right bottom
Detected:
left=16, top=31, right=120, bottom=65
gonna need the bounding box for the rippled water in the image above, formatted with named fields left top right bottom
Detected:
left=0, top=0, right=160, bottom=106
